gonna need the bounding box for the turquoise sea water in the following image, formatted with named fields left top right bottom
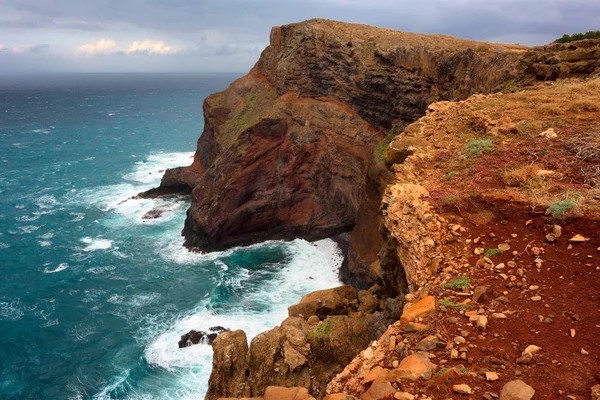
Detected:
left=0, top=74, right=343, bottom=399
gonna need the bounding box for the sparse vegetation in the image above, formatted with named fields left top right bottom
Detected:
left=443, top=195, right=460, bottom=204
left=439, top=299, right=469, bottom=311
left=554, top=31, right=600, bottom=44
left=472, top=99, right=500, bottom=111
left=503, top=165, right=541, bottom=187
left=309, top=317, right=336, bottom=340
left=484, top=248, right=503, bottom=257
left=445, top=171, right=458, bottom=180
left=441, top=276, right=471, bottom=290
left=465, top=139, right=494, bottom=156
left=546, top=199, right=577, bottom=218
left=375, top=130, right=399, bottom=163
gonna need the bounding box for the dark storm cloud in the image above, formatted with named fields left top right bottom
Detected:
left=1, top=0, right=599, bottom=72
left=2, top=0, right=598, bottom=40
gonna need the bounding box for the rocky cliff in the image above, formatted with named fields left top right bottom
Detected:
left=148, top=19, right=535, bottom=252
left=148, top=18, right=600, bottom=400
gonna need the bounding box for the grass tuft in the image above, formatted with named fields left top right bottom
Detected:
left=466, top=139, right=494, bottom=156
left=484, top=248, right=503, bottom=257
left=441, top=276, right=471, bottom=290
left=439, top=299, right=469, bottom=311
left=502, top=165, right=541, bottom=187
left=546, top=199, right=577, bottom=218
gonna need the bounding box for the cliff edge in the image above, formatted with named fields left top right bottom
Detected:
left=148, top=19, right=536, bottom=252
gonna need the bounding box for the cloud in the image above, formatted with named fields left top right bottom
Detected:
left=0, top=43, right=50, bottom=54
left=77, top=38, right=117, bottom=55
left=76, top=38, right=179, bottom=56
left=125, top=40, right=177, bottom=55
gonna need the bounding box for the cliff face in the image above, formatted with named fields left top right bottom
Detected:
left=148, top=18, right=600, bottom=400
left=152, top=19, right=538, bottom=252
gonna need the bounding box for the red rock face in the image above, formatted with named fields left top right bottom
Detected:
left=153, top=19, right=532, bottom=252
left=182, top=74, right=382, bottom=250
left=152, top=18, right=599, bottom=258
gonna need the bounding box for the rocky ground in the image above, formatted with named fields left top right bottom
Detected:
left=215, top=78, right=600, bottom=400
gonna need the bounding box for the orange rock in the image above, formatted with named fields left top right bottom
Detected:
left=324, top=394, right=358, bottom=400
left=364, top=366, right=389, bottom=383
left=388, top=352, right=437, bottom=381
left=360, top=382, right=397, bottom=400
left=264, top=386, right=316, bottom=400
left=399, top=296, right=436, bottom=325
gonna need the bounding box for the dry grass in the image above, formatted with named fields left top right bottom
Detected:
left=581, top=165, right=600, bottom=188
left=503, top=165, right=541, bottom=187
left=563, top=132, right=600, bottom=161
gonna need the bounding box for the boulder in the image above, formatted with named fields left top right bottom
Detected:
left=592, top=384, right=600, bottom=400
left=360, top=382, right=397, bottom=400
left=288, top=286, right=357, bottom=318
left=500, top=380, right=535, bottom=400
left=399, top=296, right=436, bottom=325
left=263, top=386, right=315, bottom=400
left=388, top=352, right=437, bottom=381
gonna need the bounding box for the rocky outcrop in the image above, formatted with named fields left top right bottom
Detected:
left=178, top=326, right=229, bottom=348
left=151, top=19, right=539, bottom=251
left=206, top=286, right=404, bottom=400
left=156, top=19, right=600, bottom=400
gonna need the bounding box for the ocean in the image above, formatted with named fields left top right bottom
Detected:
left=0, top=73, right=343, bottom=399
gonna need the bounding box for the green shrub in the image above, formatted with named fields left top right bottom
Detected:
left=484, top=248, right=503, bottom=257
left=375, top=130, right=398, bottom=163
left=546, top=199, right=577, bottom=218
left=441, top=276, right=471, bottom=290
left=466, top=139, right=494, bottom=156
left=554, top=31, right=600, bottom=44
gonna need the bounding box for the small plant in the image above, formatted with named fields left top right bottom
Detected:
left=484, top=248, right=503, bottom=257
left=465, top=139, right=494, bottom=156
left=441, top=276, right=471, bottom=290
left=458, top=366, right=469, bottom=374
left=375, top=130, right=399, bottom=163
left=436, top=368, right=450, bottom=376
left=537, top=150, right=549, bottom=157
left=546, top=199, right=577, bottom=218
left=439, top=299, right=469, bottom=311
left=445, top=171, right=458, bottom=180
left=309, top=318, right=334, bottom=340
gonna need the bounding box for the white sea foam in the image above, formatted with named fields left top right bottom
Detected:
left=123, top=152, right=194, bottom=186
left=70, top=212, right=86, bottom=222
left=43, top=263, right=69, bottom=274
left=139, top=238, right=343, bottom=399
left=18, top=225, right=40, bottom=234
left=16, top=214, right=41, bottom=222
left=0, top=242, right=10, bottom=249
left=0, top=299, right=24, bottom=321
left=39, top=240, right=52, bottom=247
left=86, top=265, right=117, bottom=275
left=37, top=194, right=58, bottom=209
left=70, top=151, right=193, bottom=225
left=81, top=237, right=113, bottom=252
left=40, top=232, right=54, bottom=240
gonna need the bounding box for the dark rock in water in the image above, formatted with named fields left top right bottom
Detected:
left=142, top=207, right=169, bottom=220
left=178, top=326, right=230, bottom=348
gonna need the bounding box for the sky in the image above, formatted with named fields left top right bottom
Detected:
left=0, top=0, right=599, bottom=73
